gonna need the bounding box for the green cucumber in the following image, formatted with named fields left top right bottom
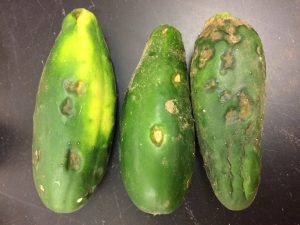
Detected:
left=190, top=12, right=266, bottom=210
left=120, top=25, right=195, bottom=214
left=32, top=8, right=116, bottom=213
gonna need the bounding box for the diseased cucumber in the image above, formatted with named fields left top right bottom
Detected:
left=32, top=8, right=116, bottom=213
left=120, top=25, right=195, bottom=214
left=190, top=12, right=266, bottom=210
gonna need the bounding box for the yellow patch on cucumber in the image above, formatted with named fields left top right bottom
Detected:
left=150, top=126, right=164, bottom=147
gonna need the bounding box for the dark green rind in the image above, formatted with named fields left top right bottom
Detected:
left=120, top=25, right=195, bottom=215
left=32, top=8, right=116, bottom=213
left=190, top=13, right=266, bottom=211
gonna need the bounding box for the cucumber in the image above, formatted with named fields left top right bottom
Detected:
left=190, top=12, right=266, bottom=210
left=120, top=25, right=195, bottom=214
left=32, top=8, right=116, bottom=213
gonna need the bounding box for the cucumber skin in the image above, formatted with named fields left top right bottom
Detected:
left=32, top=8, right=116, bottom=213
left=120, top=25, right=195, bottom=215
left=190, top=13, right=266, bottom=210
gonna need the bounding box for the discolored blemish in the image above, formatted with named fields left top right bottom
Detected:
left=173, top=73, right=181, bottom=83
left=72, top=9, right=82, bottom=20
left=94, top=167, right=103, bottom=178
left=60, top=97, right=73, bottom=116
left=34, top=149, right=40, bottom=162
left=221, top=50, right=234, bottom=72
left=39, top=184, right=45, bottom=192
left=164, top=200, right=170, bottom=208
left=77, top=197, right=83, bottom=203
left=210, top=30, right=222, bottom=41
left=220, top=90, right=231, bottom=103
left=256, top=46, right=262, bottom=56
left=162, top=27, right=168, bottom=34
left=225, top=25, right=236, bottom=35
left=150, top=126, right=164, bottom=147
left=165, top=100, right=177, bottom=114
left=226, top=34, right=241, bottom=44
left=204, top=79, right=218, bottom=91
left=64, top=80, right=86, bottom=96
left=190, top=67, right=198, bottom=77
left=199, top=46, right=214, bottom=68
left=225, top=108, right=239, bottom=124
left=161, top=157, right=168, bottom=166
left=54, top=181, right=61, bottom=187
left=239, top=91, right=252, bottom=120
left=66, top=149, right=81, bottom=171
left=245, top=123, right=253, bottom=135
left=185, top=178, right=191, bottom=190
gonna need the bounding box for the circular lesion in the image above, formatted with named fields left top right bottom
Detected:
left=60, top=97, right=73, bottom=116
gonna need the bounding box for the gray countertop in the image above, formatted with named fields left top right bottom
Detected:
left=0, top=0, right=299, bottom=224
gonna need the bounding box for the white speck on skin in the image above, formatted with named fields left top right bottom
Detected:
left=39, top=185, right=45, bottom=192
left=77, top=197, right=83, bottom=203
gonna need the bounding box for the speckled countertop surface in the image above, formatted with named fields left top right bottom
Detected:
left=0, top=0, right=299, bottom=224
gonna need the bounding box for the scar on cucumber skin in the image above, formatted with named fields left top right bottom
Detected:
left=162, top=28, right=168, bottom=34
left=239, top=91, right=251, bottom=120
left=165, top=100, right=177, bottom=114
left=199, top=46, right=213, bottom=68
left=66, top=149, right=81, bottom=171
left=60, top=97, right=73, bottom=116
left=77, top=197, right=83, bottom=203
left=220, top=90, right=231, bottom=103
left=225, top=108, right=239, bottom=124
left=94, top=167, right=103, bottom=178
left=173, top=73, right=181, bottom=83
left=226, top=34, right=241, bottom=44
left=39, top=184, right=45, bottom=192
left=210, top=30, right=222, bottom=41
left=221, top=50, right=234, bottom=72
left=225, top=91, right=252, bottom=124
left=204, top=79, right=218, bottom=91
left=245, top=123, right=253, bottom=135
left=64, top=80, right=86, bottom=96
left=34, top=149, right=40, bottom=162
left=150, top=126, right=164, bottom=147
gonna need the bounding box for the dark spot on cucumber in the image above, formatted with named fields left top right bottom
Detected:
left=65, top=149, right=81, bottom=171
left=150, top=126, right=164, bottom=147
left=204, top=79, right=218, bottom=91
left=221, top=50, right=234, bottom=74
left=72, top=9, right=82, bottom=20
left=60, top=97, right=73, bottom=116
left=199, top=46, right=214, bottom=68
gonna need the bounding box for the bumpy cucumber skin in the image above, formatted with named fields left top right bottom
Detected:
left=32, top=8, right=116, bottom=213
left=190, top=13, right=266, bottom=210
left=120, top=25, right=195, bottom=215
